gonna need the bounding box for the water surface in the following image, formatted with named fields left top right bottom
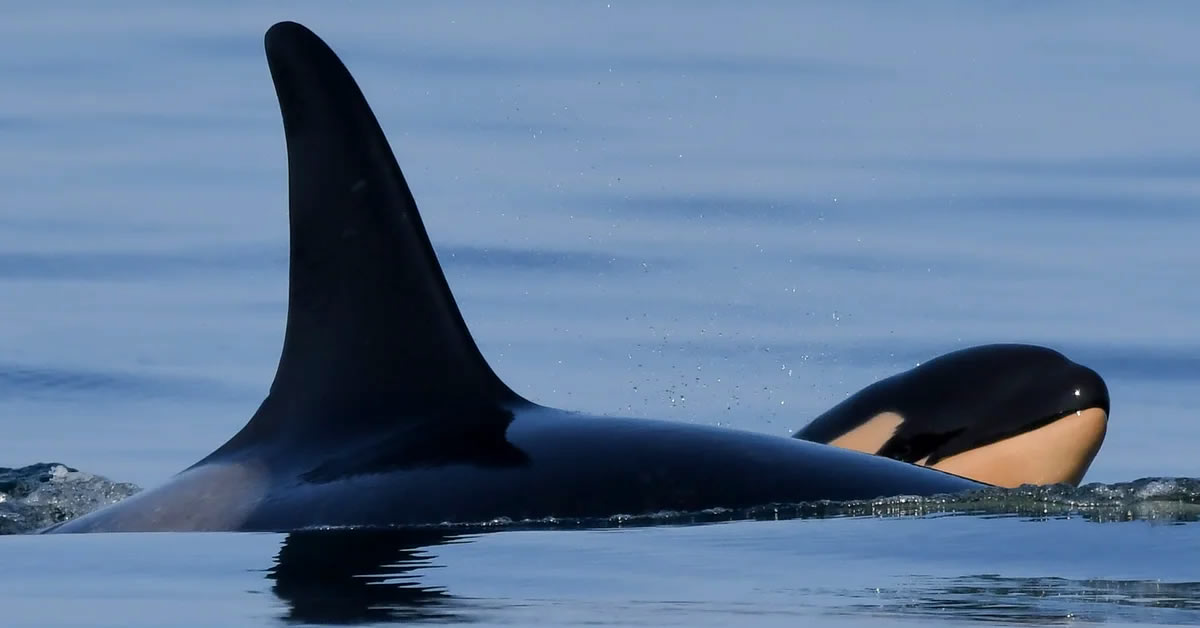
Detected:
left=1, top=2, right=1198, bottom=626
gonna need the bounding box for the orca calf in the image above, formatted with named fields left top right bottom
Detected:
left=794, top=344, right=1110, bottom=487
left=47, top=22, right=1104, bottom=533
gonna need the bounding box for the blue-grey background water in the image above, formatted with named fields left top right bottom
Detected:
left=2, top=2, right=1198, bottom=626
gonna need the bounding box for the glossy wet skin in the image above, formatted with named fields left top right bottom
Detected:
left=43, top=22, right=989, bottom=534
left=50, top=407, right=985, bottom=532
left=917, top=407, right=1107, bottom=487
left=794, top=344, right=1110, bottom=487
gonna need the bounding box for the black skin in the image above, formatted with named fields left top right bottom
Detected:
left=45, top=22, right=988, bottom=533
left=793, top=344, right=1110, bottom=465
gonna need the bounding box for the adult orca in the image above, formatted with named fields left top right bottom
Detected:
left=794, top=344, right=1110, bottom=487
left=48, top=21, right=996, bottom=533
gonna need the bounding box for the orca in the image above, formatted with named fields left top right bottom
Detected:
left=47, top=21, right=1003, bottom=533
left=794, top=344, right=1110, bottom=487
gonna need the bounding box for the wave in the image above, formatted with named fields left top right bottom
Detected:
left=447, top=477, right=1200, bottom=531
left=3, top=463, right=1197, bottom=535
left=0, top=463, right=140, bottom=534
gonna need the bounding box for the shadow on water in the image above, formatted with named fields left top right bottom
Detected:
left=267, top=529, right=477, bottom=624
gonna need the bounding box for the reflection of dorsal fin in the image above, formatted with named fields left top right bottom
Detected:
left=213, top=22, right=524, bottom=453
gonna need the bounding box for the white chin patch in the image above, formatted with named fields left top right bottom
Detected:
left=924, top=408, right=1109, bottom=488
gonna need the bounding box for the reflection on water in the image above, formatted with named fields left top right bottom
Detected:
left=843, top=574, right=1200, bottom=625
left=266, top=529, right=1200, bottom=626
left=267, top=529, right=472, bottom=624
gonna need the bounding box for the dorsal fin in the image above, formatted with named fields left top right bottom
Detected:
left=213, top=22, right=524, bottom=453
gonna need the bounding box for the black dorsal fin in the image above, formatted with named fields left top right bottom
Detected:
left=213, top=22, right=524, bottom=453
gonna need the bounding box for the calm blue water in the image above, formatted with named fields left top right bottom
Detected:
left=2, top=2, right=1198, bottom=626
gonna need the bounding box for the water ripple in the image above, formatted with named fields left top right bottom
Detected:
left=0, top=362, right=238, bottom=402
left=840, top=574, right=1200, bottom=625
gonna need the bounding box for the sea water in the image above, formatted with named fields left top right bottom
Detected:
left=1, top=2, right=1198, bottom=626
